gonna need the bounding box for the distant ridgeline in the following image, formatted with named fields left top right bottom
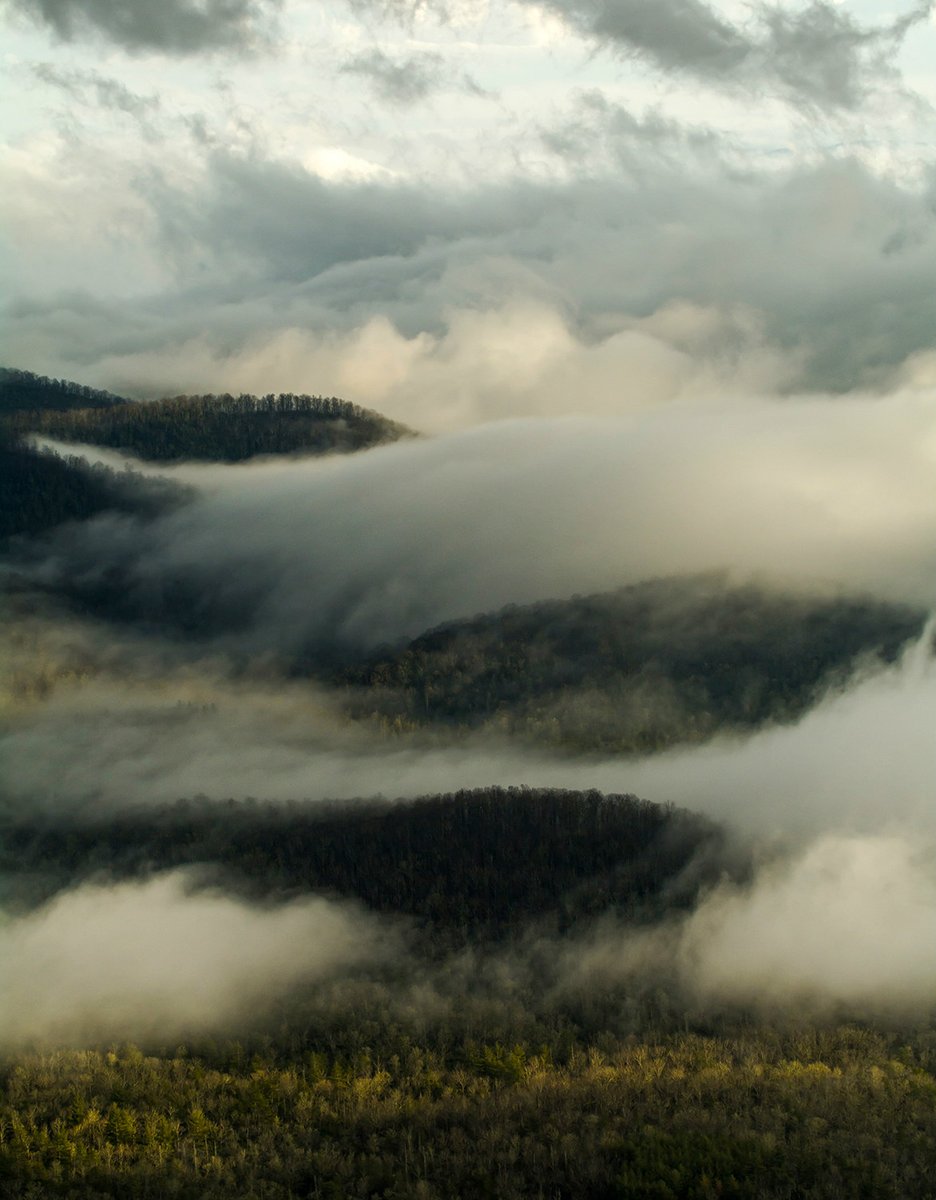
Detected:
left=2, top=368, right=412, bottom=462
left=0, top=787, right=722, bottom=941
left=338, top=576, right=926, bottom=754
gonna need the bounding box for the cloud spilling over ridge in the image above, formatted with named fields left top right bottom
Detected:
left=563, top=831, right=936, bottom=1015
left=5, top=0, right=281, bottom=53
left=1, top=604, right=933, bottom=843
left=3, top=612, right=936, bottom=1020
left=29, top=392, right=936, bottom=659
left=0, top=869, right=394, bottom=1043
left=620, top=624, right=936, bottom=839
left=6, top=0, right=936, bottom=1040
left=680, top=834, right=936, bottom=1011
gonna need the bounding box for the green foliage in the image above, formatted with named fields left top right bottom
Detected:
left=2, top=1029, right=936, bottom=1198
left=339, top=576, right=924, bottom=753
left=7, top=390, right=412, bottom=462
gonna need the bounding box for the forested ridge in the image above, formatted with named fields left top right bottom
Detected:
left=338, top=577, right=925, bottom=753
left=4, top=379, right=412, bottom=462
left=1, top=787, right=721, bottom=938
left=0, top=433, right=186, bottom=544
left=0, top=368, right=128, bottom=414
left=0, top=366, right=409, bottom=542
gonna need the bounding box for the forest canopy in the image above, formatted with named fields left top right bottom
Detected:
left=2, top=372, right=413, bottom=462
left=337, top=577, right=926, bottom=753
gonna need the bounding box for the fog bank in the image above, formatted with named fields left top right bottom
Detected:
left=0, top=869, right=396, bottom=1044
left=32, top=394, right=936, bottom=658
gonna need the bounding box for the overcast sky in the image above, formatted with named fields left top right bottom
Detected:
left=2, top=0, right=935, bottom=427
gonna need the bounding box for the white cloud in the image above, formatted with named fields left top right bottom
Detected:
left=0, top=869, right=393, bottom=1042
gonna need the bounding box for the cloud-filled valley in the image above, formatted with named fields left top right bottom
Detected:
left=25, top=388, right=936, bottom=660
left=4, top=3, right=936, bottom=1192
left=4, top=361, right=936, bottom=1036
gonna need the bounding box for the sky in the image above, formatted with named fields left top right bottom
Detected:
left=3, top=0, right=936, bottom=429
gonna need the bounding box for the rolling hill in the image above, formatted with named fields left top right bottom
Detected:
left=0, top=786, right=721, bottom=940
left=337, top=576, right=926, bottom=753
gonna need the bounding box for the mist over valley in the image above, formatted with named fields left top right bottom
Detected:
left=4, top=2, right=936, bottom=1189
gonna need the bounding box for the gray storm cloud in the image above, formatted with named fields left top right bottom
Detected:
left=0, top=869, right=395, bottom=1043
left=360, top=0, right=929, bottom=109
left=341, top=48, right=452, bottom=105
left=10, top=156, right=936, bottom=418
left=30, top=63, right=162, bottom=123
left=542, top=0, right=928, bottom=108
left=6, top=0, right=281, bottom=53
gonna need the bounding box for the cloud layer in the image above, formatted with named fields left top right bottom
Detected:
left=0, top=869, right=393, bottom=1043
left=27, top=389, right=936, bottom=669
left=7, top=0, right=281, bottom=53
left=9, top=154, right=936, bottom=428
left=531, top=0, right=930, bottom=108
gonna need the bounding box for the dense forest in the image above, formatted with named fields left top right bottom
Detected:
left=0, top=366, right=409, bottom=543
left=4, top=1027, right=936, bottom=1199
left=3, top=375, right=412, bottom=462
left=337, top=578, right=926, bottom=752
left=0, top=433, right=185, bottom=544
left=0, top=787, right=722, bottom=939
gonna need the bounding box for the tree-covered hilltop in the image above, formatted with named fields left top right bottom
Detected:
left=337, top=577, right=926, bottom=753
left=6, top=388, right=413, bottom=462
left=1, top=788, right=721, bottom=940
left=0, top=432, right=185, bottom=544
left=0, top=367, right=129, bottom=414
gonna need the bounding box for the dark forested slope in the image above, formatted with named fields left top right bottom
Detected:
left=0, top=433, right=185, bottom=543
left=6, top=388, right=412, bottom=462
left=0, top=787, right=721, bottom=938
left=338, top=577, right=925, bottom=752
left=0, top=367, right=128, bottom=414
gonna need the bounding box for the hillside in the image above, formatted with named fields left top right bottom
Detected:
left=1, top=787, right=720, bottom=939
left=338, top=577, right=925, bottom=752
left=0, top=367, right=128, bottom=414
left=5, top=385, right=412, bottom=462
left=0, top=433, right=185, bottom=543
